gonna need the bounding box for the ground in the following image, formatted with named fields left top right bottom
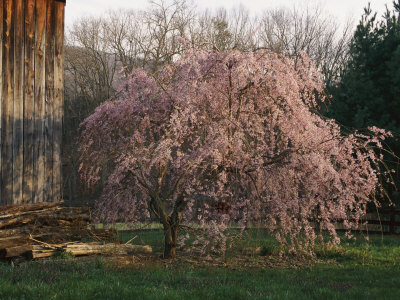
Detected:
left=0, top=231, right=399, bottom=299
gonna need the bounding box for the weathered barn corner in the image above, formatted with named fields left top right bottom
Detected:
left=0, top=0, right=66, bottom=205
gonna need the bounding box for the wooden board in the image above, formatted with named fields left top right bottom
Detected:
left=0, top=0, right=3, bottom=205
left=45, top=0, right=56, bottom=202
left=0, top=0, right=65, bottom=205
left=53, top=0, right=65, bottom=202
left=1, top=0, right=14, bottom=205
left=13, top=0, right=25, bottom=204
left=23, top=0, right=37, bottom=204
left=33, top=0, right=47, bottom=203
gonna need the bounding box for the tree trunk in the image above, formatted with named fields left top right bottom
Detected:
left=150, top=193, right=185, bottom=259
left=163, top=222, right=179, bottom=259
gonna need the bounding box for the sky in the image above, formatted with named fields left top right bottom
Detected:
left=65, top=0, right=395, bottom=29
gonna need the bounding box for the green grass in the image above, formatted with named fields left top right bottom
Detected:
left=313, top=234, right=400, bottom=265
left=118, top=230, right=164, bottom=252
left=0, top=232, right=399, bottom=300
left=0, top=260, right=399, bottom=299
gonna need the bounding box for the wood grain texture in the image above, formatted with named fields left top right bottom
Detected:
left=33, top=0, right=47, bottom=203
left=23, top=0, right=37, bottom=204
left=53, top=0, right=65, bottom=203
left=45, top=0, right=55, bottom=203
left=1, top=0, right=65, bottom=205
left=0, top=0, right=4, bottom=205
left=13, top=0, right=24, bottom=204
left=1, top=0, right=15, bottom=205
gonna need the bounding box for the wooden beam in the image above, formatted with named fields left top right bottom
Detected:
left=33, top=0, right=47, bottom=203
left=45, top=0, right=56, bottom=202
left=53, top=0, right=65, bottom=202
left=23, top=0, right=36, bottom=204
left=0, top=0, right=3, bottom=205
left=13, top=0, right=25, bottom=205
left=1, top=0, right=15, bottom=205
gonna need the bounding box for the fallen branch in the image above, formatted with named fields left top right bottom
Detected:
left=65, top=243, right=152, bottom=256
left=0, top=202, right=64, bottom=216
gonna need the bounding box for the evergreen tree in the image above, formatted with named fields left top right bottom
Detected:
left=327, top=1, right=400, bottom=204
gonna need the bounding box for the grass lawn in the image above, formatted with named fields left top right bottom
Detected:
left=0, top=231, right=399, bottom=300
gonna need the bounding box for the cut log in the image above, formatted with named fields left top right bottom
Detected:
left=0, top=211, right=90, bottom=229
left=0, top=238, right=31, bottom=249
left=65, top=243, right=152, bottom=256
left=0, top=207, right=89, bottom=222
left=30, top=250, right=57, bottom=259
left=0, top=245, right=33, bottom=258
left=0, top=225, right=86, bottom=240
left=0, top=232, right=55, bottom=245
left=1, top=242, right=152, bottom=260
left=35, top=212, right=90, bottom=224
left=0, top=226, right=35, bottom=238
left=0, top=215, right=36, bottom=229
left=0, top=201, right=64, bottom=216
left=0, top=203, right=118, bottom=260
left=29, top=245, right=58, bottom=259
left=28, top=243, right=152, bottom=259
left=0, top=206, right=61, bottom=220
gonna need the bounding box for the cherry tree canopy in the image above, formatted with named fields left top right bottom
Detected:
left=80, top=48, right=390, bottom=257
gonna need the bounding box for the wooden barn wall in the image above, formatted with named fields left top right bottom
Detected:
left=0, top=0, right=65, bottom=205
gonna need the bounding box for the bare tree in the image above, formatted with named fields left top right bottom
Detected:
left=189, top=6, right=255, bottom=51
left=257, top=4, right=352, bottom=83
left=65, top=17, right=120, bottom=107
left=142, top=0, right=194, bottom=72
left=64, top=16, right=122, bottom=203
left=101, top=9, right=144, bottom=76
left=229, top=6, right=257, bottom=50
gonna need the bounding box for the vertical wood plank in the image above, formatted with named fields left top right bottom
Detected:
left=34, top=0, right=47, bottom=203
left=53, top=0, right=65, bottom=203
left=13, top=0, right=24, bottom=204
left=45, top=0, right=55, bottom=202
left=1, top=0, right=14, bottom=205
left=23, top=0, right=36, bottom=204
left=0, top=0, right=4, bottom=205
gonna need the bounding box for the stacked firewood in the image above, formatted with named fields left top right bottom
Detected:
left=0, top=202, right=151, bottom=261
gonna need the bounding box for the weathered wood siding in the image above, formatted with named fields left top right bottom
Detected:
left=0, top=0, right=65, bottom=205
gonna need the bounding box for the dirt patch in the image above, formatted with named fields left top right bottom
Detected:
left=101, top=250, right=318, bottom=270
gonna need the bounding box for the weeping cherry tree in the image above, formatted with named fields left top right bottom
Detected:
left=79, top=48, right=391, bottom=258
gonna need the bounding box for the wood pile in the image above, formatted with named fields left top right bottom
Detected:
left=0, top=202, right=152, bottom=261
left=1, top=243, right=153, bottom=260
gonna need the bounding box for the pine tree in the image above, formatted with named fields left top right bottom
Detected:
left=327, top=1, right=400, bottom=204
